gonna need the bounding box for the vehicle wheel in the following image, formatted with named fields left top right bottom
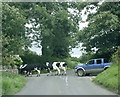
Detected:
left=77, top=69, right=84, bottom=77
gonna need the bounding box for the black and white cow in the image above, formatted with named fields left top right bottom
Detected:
left=45, top=62, right=67, bottom=76
left=33, top=67, right=40, bottom=77
left=59, top=62, right=67, bottom=75
left=19, top=64, right=41, bottom=77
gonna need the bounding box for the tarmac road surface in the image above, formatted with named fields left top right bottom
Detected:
left=16, top=70, right=117, bottom=95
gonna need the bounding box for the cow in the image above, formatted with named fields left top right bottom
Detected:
left=19, top=64, right=41, bottom=77
left=59, top=62, right=67, bottom=75
left=45, top=62, right=67, bottom=76
left=33, top=67, right=40, bottom=77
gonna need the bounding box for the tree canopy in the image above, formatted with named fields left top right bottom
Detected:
left=2, top=3, right=31, bottom=66
left=78, top=2, right=120, bottom=59
left=7, top=2, right=84, bottom=58
left=2, top=2, right=120, bottom=66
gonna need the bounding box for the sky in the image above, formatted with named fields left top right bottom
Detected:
left=28, top=4, right=98, bottom=58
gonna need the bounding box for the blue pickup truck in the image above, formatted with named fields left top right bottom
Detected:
left=75, top=58, right=113, bottom=76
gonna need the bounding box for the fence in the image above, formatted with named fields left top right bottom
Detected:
left=0, top=65, right=18, bottom=74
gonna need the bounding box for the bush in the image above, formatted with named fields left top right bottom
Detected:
left=64, top=58, right=80, bottom=69
left=3, top=55, right=23, bottom=68
left=69, top=57, right=80, bottom=62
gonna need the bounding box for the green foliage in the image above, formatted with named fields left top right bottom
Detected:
left=78, top=2, right=120, bottom=60
left=64, top=58, right=81, bottom=69
left=79, top=53, right=95, bottom=63
left=69, top=57, right=80, bottom=62
left=36, top=4, right=78, bottom=58
left=79, top=11, right=119, bottom=53
left=65, top=59, right=77, bottom=69
left=8, top=2, right=82, bottom=59
left=2, top=36, right=13, bottom=57
left=2, top=3, right=31, bottom=67
left=20, top=49, right=65, bottom=66
left=111, top=46, right=120, bottom=65
left=9, top=55, right=23, bottom=67
left=3, top=2, right=89, bottom=64
left=20, top=49, right=41, bottom=64
left=2, top=3, right=30, bottom=66
left=21, top=50, right=81, bottom=70
left=97, top=2, right=120, bottom=19
left=2, top=72, right=26, bottom=95
left=111, top=46, right=119, bottom=94
left=2, top=54, right=23, bottom=67
left=93, top=65, right=118, bottom=93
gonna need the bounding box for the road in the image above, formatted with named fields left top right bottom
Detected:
left=16, top=70, right=117, bottom=95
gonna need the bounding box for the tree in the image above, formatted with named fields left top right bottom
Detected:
left=2, top=3, right=30, bottom=66
left=78, top=2, right=120, bottom=59
left=10, top=2, right=81, bottom=58
left=6, top=2, right=90, bottom=59
left=31, top=3, right=79, bottom=58
left=20, top=49, right=40, bottom=64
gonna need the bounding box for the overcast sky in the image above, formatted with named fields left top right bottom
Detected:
left=28, top=4, right=98, bottom=58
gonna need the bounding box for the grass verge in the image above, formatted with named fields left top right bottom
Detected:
left=2, top=72, right=26, bottom=95
left=92, top=64, right=118, bottom=94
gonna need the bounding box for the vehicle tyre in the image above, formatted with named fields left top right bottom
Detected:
left=77, top=69, right=84, bottom=77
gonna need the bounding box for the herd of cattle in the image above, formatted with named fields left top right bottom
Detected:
left=18, top=62, right=67, bottom=77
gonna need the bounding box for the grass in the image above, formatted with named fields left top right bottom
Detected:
left=92, top=64, right=118, bottom=93
left=2, top=72, right=26, bottom=95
